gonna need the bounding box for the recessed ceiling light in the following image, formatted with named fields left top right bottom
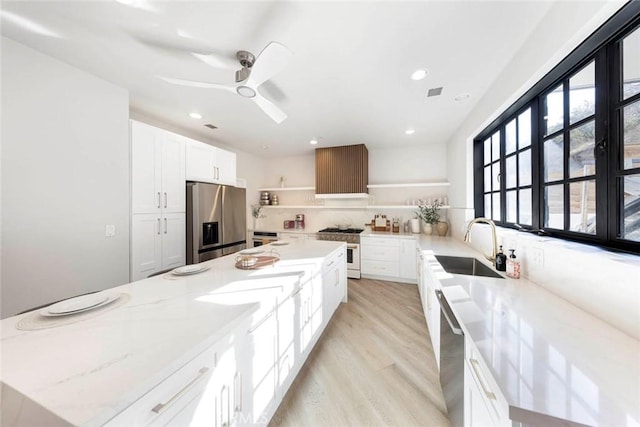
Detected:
left=262, top=144, right=270, bottom=150
left=411, top=69, right=428, bottom=81
left=310, top=139, right=318, bottom=145
left=454, top=93, right=471, bottom=102
left=189, top=112, right=202, bottom=119
left=405, top=129, right=415, bottom=135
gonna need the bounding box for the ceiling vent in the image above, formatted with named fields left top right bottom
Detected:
left=204, top=124, right=218, bottom=130
left=426, top=87, right=443, bottom=98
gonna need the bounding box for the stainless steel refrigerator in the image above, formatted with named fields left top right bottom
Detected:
left=186, top=182, right=247, bottom=264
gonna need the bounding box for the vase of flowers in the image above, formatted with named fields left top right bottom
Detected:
left=252, top=205, right=265, bottom=230
left=416, top=200, right=442, bottom=235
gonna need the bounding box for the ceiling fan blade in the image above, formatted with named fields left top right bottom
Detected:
left=251, top=92, right=287, bottom=124
left=159, top=76, right=236, bottom=92
left=246, top=41, right=292, bottom=88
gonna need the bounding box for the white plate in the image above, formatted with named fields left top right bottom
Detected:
left=239, top=248, right=264, bottom=255
left=40, top=293, right=119, bottom=317
left=171, top=264, right=210, bottom=276
left=271, top=241, right=289, bottom=246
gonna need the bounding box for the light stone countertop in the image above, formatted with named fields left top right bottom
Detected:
left=0, top=240, right=345, bottom=426
left=417, top=235, right=640, bottom=427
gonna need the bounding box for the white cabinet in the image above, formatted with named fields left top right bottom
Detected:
left=420, top=253, right=441, bottom=366
left=322, top=247, right=347, bottom=324
left=361, top=235, right=417, bottom=283
left=399, top=239, right=417, bottom=280
left=131, top=120, right=185, bottom=214
left=130, top=120, right=186, bottom=281
left=185, top=138, right=236, bottom=186
left=464, top=336, right=510, bottom=427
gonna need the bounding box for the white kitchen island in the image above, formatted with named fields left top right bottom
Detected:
left=1, top=240, right=347, bottom=427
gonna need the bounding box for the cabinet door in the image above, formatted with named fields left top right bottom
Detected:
left=162, top=213, right=186, bottom=270
left=464, top=361, right=496, bottom=427
left=276, top=292, right=298, bottom=397
left=185, top=139, right=216, bottom=183
left=161, top=133, right=186, bottom=213
left=243, top=309, right=278, bottom=425
left=215, top=147, right=237, bottom=186
left=399, top=239, right=417, bottom=280
left=131, top=213, right=162, bottom=281
left=131, top=121, right=161, bottom=214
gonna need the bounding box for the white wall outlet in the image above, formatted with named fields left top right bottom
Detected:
left=531, top=247, right=544, bottom=267
left=105, top=224, right=116, bottom=237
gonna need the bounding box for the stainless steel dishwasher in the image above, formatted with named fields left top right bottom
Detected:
left=436, top=289, right=464, bottom=427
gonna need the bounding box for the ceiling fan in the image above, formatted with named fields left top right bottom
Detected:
left=160, top=41, right=292, bottom=124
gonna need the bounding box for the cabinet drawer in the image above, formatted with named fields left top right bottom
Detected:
left=361, top=244, right=400, bottom=261
left=106, top=345, right=219, bottom=426
left=361, top=236, right=400, bottom=247
left=361, top=259, right=400, bottom=277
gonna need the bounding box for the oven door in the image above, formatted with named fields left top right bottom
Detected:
left=346, top=243, right=360, bottom=278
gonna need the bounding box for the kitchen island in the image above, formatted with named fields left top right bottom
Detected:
left=1, top=240, right=347, bottom=427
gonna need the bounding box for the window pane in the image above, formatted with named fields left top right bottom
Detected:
left=545, top=84, right=564, bottom=135
left=506, top=119, right=517, bottom=155
left=485, top=194, right=492, bottom=218
left=506, top=190, right=517, bottom=223
left=623, top=174, right=640, bottom=241
left=569, top=120, right=596, bottom=178
left=492, top=162, right=500, bottom=190
left=484, top=137, right=491, bottom=164
left=506, top=155, right=517, bottom=188
left=570, top=180, right=596, bottom=234
left=519, top=188, right=532, bottom=226
left=623, top=26, right=640, bottom=100
left=569, top=61, right=595, bottom=124
left=492, top=131, right=501, bottom=161
left=623, top=100, right=640, bottom=170
left=545, top=184, right=564, bottom=229
left=484, top=166, right=492, bottom=192
left=492, top=192, right=501, bottom=222
left=544, top=136, right=564, bottom=182
left=519, top=149, right=531, bottom=187
left=519, top=108, right=532, bottom=149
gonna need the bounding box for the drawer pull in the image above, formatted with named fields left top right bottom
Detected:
left=247, top=310, right=274, bottom=334
left=327, top=260, right=335, bottom=267
left=234, top=371, right=242, bottom=412
left=151, top=367, right=210, bottom=414
left=470, top=359, right=496, bottom=400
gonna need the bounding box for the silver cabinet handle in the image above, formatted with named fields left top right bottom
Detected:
left=164, top=192, right=167, bottom=209
left=327, top=260, right=335, bottom=267
left=157, top=218, right=161, bottom=235
left=151, top=367, right=210, bottom=414
left=164, top=218, right=168, bottom=234
left=470, top=358, right=496, bottom=400
left=157, top=192, right=161, bottom=209
left=234, top=371, right=242, bottom=412
left=220, top=385, right=230, bottom=427
left=247, top=310, right=274, bottom=334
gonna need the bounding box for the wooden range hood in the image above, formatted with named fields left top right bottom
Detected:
left=315, top=144, right=368, bottom=199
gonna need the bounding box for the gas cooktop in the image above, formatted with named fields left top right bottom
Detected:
left=318, top=228, right=364, bottom=234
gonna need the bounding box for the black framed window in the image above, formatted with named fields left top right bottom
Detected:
left=473, top=3, right=640, bottom=253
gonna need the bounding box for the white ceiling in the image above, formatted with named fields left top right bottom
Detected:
left=1, top=1, right=557, bottom=157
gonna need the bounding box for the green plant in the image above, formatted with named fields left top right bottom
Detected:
left=416, top=200, right=442, bottom=224
left=252, top=205, right=265, bottom=219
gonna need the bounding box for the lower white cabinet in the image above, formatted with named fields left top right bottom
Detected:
left=131, top=212, right=186, bottom=280
left=322, top=247, right=347, bottom=321
left=361, top=235, right=416, bottom=283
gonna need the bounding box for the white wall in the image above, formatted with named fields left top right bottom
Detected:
left=1, top=37, right=130, bottom=318
left=444, top=1, right=640, bottom=340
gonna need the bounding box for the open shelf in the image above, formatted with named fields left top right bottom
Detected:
left=258, top=186, right=315, bottom=192
left=367, top=182, right=450, bottom=189
left=261, top=205, right=450, bottom=210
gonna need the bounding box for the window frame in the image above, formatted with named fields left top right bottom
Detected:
left=473, top=2, right=640, bottom=253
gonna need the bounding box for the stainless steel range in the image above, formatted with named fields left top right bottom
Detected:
left=317, top=228, right=363, bottom=279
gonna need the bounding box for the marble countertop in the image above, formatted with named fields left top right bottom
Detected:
left=417, top=236, right=640, bottom=427
left=0, top=240, right=344, bottom=426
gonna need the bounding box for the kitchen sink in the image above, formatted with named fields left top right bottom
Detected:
left=434, top=255, right=504, bottom=279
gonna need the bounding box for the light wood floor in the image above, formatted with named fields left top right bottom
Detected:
left=269, top=278, right=450, bottom=427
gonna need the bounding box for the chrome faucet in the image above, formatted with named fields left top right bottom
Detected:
left=464, top=217, right=498, bottom=262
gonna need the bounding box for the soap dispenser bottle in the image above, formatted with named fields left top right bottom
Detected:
left=507, top=249, right=520, bottom=279
left=495, top=245, right=507, bottom=271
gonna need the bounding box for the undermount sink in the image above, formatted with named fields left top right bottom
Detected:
left=434, top=255, right=504, bottom=279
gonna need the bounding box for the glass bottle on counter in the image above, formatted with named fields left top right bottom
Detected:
left=506, top=249, right=520, bottom=279
left=495, top=245, right=507, bottom=271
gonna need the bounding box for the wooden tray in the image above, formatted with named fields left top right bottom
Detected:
left=235, top=255, right=280, bottom=270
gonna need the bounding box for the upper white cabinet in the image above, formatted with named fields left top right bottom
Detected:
left=131, top=120, right=185, bottom=214
left=185, top=138, right=236, bottom=186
